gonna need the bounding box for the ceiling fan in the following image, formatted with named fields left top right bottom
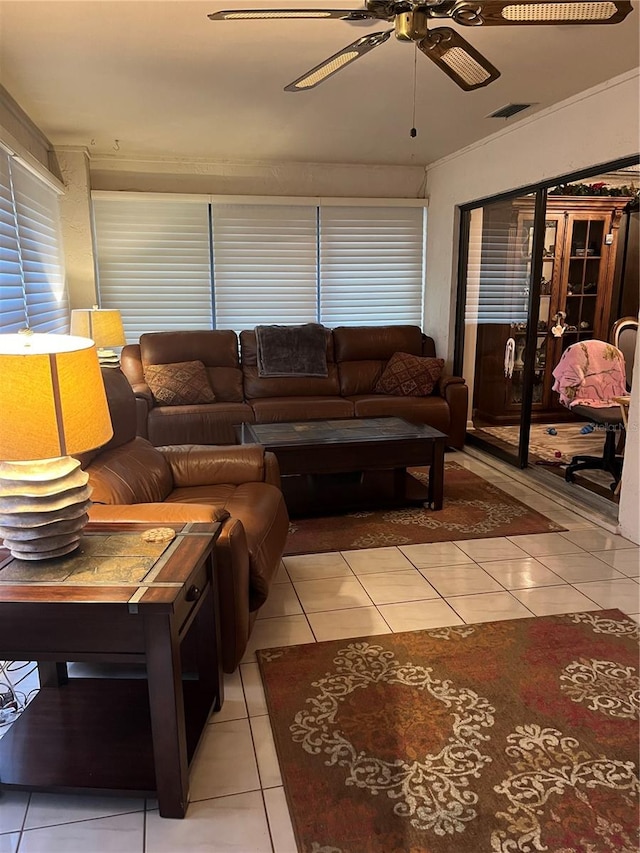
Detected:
left=209, top=1, right=634, bottom=92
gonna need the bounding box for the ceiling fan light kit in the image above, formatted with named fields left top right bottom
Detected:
left=209, top=1, right=634, bottom=92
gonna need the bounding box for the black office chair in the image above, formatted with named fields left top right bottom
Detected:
left=554, top=333, right=635, bottom=490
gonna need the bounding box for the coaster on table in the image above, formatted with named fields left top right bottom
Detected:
left=141, top=527, right=176, bottom=544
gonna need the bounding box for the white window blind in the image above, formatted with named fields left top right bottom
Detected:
left=464, top=200, right=533, bottom=324
left=0, top=152, right=24, bottom=331
left=93, top=198, right=212, bottom=341
left=11, top=161, right=68, bottom=333
left=212, top=204, right=317, bottom=331
left=0, top=153, right=68, bottom=334
left=92, top=195, right=427, bottom=339
left=319, top=206, right=425, bottom=327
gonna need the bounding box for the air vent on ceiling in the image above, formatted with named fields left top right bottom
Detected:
left=487, top=103, right=533, bottom=119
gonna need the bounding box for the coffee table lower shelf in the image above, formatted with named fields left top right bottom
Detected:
left=0, top=677, right=210, bottom=797
left=280, top=468, right=434, bottom=517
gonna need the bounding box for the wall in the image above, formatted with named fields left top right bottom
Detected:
left=424, top=69, right=640, bottom=362
left=89, top=157, right=427, bottom=199
left=56, top=147, right=97, bottom=309
left=423, top=68, right=640, bottom=542
left=618, top=320, right=640, bottom=544
left=0, top=85, right=55, bottom=175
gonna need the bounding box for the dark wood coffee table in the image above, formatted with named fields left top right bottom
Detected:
left=236, top=417, right=446, bottom=515
left=0, top=521, right=222, bottom=819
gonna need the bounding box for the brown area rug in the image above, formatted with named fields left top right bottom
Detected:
left=284, top=461, right=565, bottom=555
left=472, top=424, right=618, bottom=502
left=477, top=422, right=606, bottom=465
left=258, top=610, right=640, bottom=853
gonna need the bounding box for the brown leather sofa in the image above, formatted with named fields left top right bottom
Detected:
left=82, top=367, right=290, bottom=673
left=121, top=325, right=468, bottom=449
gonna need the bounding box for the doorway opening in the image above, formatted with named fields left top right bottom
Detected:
left=456, top=158, right=639, bottom=504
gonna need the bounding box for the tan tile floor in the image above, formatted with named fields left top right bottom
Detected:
left=1, top=451, right=638, bottom=852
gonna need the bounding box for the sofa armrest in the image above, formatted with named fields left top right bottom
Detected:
left=437, top=376, right=468, bottom=449
left=160, top=444, right=278, bottom=488
left=88, top=502, right=230, bottom=524
left=131, top=382, right=153, bottom=408
left=263, top=451, right=281, bottom=487
left=133, top=396, right=150, bottom=439
left=435, top=374, right=465, bottom=397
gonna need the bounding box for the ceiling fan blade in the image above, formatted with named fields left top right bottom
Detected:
left=418, top=27, right=500, bottom=91
left=284, top=30, right=392, bottom=91
left=443, top=1, right=634, bottom=27
left=208, top=9, right=376, bottom=21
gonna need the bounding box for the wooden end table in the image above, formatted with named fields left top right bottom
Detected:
left=0, top=521, right=222, bottom=819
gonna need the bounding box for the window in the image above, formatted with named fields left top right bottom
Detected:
left=0, top=148, right=68, bottom=333
left=212, top=204, right=317, bottom=329
left=319, top=206, right=424, bottom=327
left=92, top=197, right=212, bottom=342
left=94, top=194, right=426, bottom=340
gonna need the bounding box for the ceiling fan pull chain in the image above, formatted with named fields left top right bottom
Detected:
left=410, top=43, right=418, bottom=138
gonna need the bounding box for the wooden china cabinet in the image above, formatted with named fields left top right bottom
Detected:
left=473, top=195, right=631, bottom=425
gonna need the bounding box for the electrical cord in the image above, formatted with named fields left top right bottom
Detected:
left=0, top=660, right=38, bottom=726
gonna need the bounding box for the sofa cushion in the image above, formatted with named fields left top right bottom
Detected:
left=145, top=360, right=217, bottom=406
left=250, top=396, right=354, bottom=423
left=138, top=331, right=245, bottom=402
left=334, top=325, right=425, bottom=396
left=333, top=325, right=424, bottom=361
left=350, top=395, right=450, bottom=435
left=374, top=352, right=444, bottom=397
left=148, top=402, right=254, bottom=446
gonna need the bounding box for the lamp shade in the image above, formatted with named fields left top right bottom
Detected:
left=0, top=333, right=113, bottom=461
left=70, top=308, right=126, bottom=348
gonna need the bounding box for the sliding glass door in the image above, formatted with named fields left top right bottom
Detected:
left=460, top=191, right=546, bottom=466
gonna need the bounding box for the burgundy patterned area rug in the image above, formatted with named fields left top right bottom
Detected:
left=284, top=461, right=565, bottom=555
left=259, top=610, right=640, bottom=853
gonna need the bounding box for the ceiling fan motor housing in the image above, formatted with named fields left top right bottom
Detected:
left=395, top=10, right=430, bottom=40
left=365, top=0, right=411, bottom=19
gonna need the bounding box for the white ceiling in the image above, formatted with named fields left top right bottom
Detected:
left=1, top=0, right=639, bottom=167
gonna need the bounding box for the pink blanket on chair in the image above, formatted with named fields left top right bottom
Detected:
left=552, top=340, right=627, bottom=409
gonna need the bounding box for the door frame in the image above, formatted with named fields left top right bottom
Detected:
left=454, top=154, right=639, bottom=469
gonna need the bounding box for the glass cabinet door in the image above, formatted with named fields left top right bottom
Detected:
left=562, top=215, right=606, bottom=351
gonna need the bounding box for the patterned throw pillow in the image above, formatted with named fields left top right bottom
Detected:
left=144, top=360, right=216, bottom=406
left=374, top=352, right=444, bottom=397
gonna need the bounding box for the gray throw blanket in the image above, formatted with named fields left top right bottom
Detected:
left=256, top=323, right=328, bottom=377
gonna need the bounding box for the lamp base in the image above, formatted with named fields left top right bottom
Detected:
left=0, top=457, right=92, bottom=560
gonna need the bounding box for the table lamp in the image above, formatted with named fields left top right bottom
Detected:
left=0, top=332, right=113, bottom=561
left=70, top=306, right=126, bottom=366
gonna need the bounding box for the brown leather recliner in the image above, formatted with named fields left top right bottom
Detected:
left=82, top=367, right=290, bottom=673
